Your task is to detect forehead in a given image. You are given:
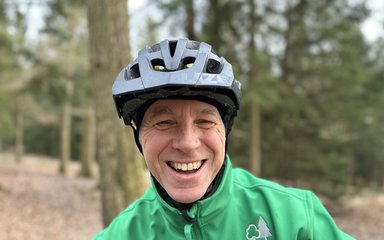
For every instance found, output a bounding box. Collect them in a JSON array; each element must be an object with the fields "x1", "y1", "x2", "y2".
[{"x1": 144, "y1": 99, "x2": 220, "y2": 117}]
